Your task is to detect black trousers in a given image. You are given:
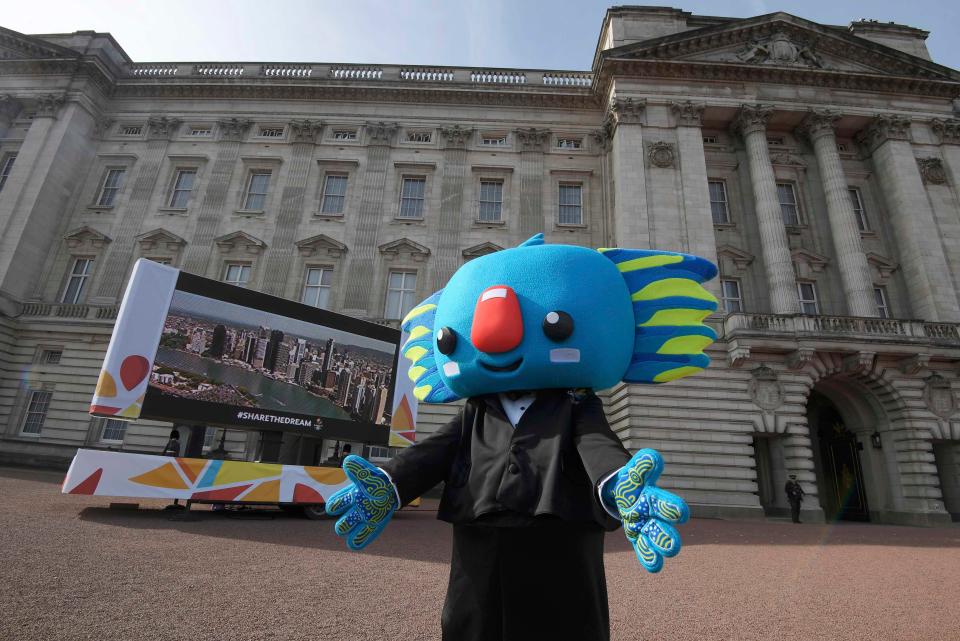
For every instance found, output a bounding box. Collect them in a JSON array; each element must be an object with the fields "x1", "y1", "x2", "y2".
[
  {"x1": 442, "y1": 520, "x2": 609, "y2": 641},
  {"x1": 790, "y1": 499, "x2": 802, "y2": 523}
]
